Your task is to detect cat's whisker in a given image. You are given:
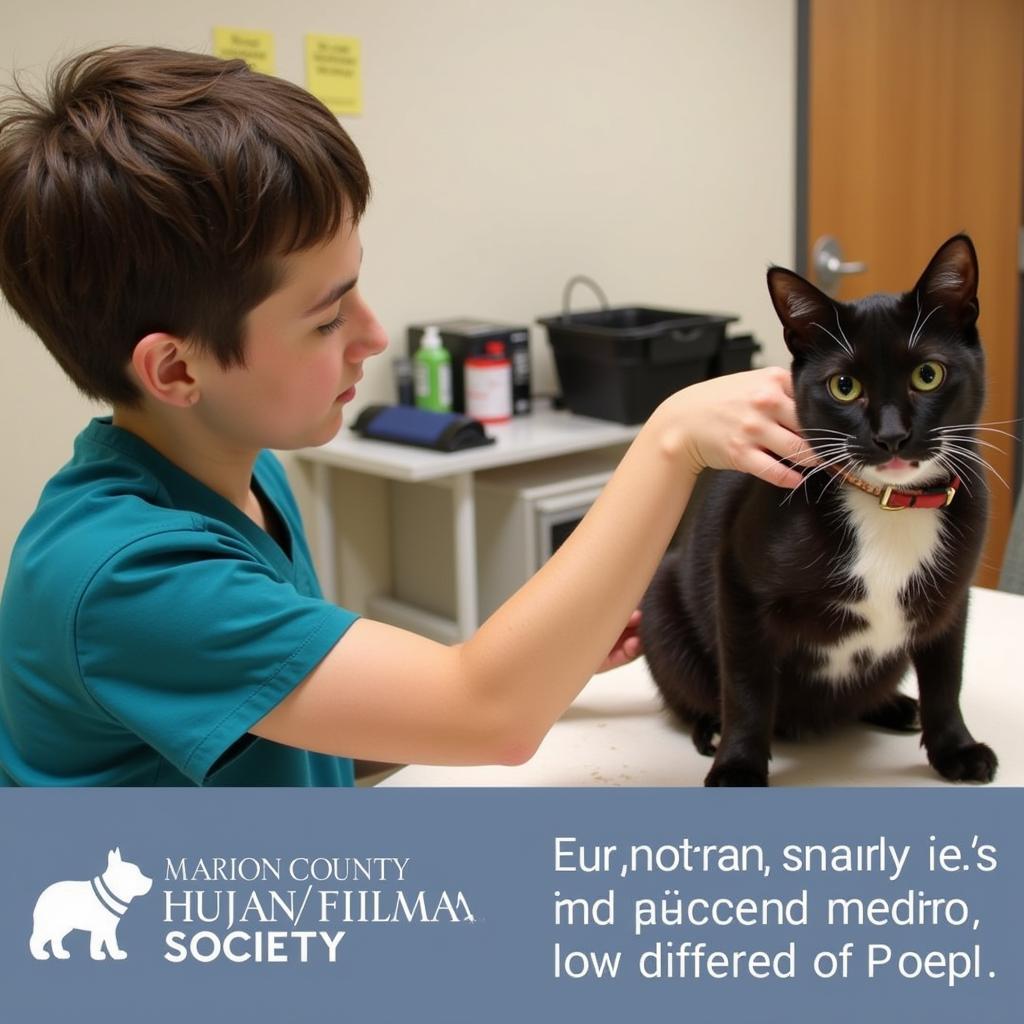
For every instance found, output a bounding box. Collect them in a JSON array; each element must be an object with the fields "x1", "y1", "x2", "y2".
[
  {"x1": 970, "y1": 428, "x2": 1022, "y2": 443},
  {"x1": 931, "y1": 424, "x2": 1021, "y2": 443},
  {"x1": 934, "y1": 418, "x2": 1023, "y2": 429},
  {"x1": 936, "y1": 443, "x2": 988, "y2": 476},
  {"x1": 832, "y1": 305, "x2": 854, "y2": 355},
  {"x1": 908, "y1": 291, "x2": 923, "y2": 350},
  {"x1": 816, "y1": 457, "x2": 860, "y2": 504},
  {"x1": 782, "y1": 452, "x2": 857, "y2": 507},
  {"x1": 798, "y1": 433, "x2": 858, "y2": 472},
  {"x1": 779, "y1": 448, "x2": 853, "y2": 507},
  {"x1": 800, "y1": 439, "x2": 854, "y2": 452},
  {"x1": 951, "y1": 464, "x2": 1004, "y2": 492},
  {"x1": 813, "y1": 474, "x2": 844, "y2": 510},
  {"x1": 786, "y1": 442, "x2": 850, "y2": 471},
  {"x1": 939, "y1": 440, "x2": 1004, "y2": 474},
  {"x1": 932, "y1": 450, "x2": 966, "y2": 486},
  {"x1": 942, "y1": 455, "x2": 986, "y2": 489},
  {"x1": 908, "y1": 303, "x2": 940, "y2": 350},
  {"x1": 930, "y1": 435, "x2": 1007, "y2": 456},
  {"x1": 800, "y1": 433, "x2": 855, "y2": 444},
  {"x1": 794, "y1": 439, "x2": 850, "y2": 455},
  {"x1": 930, "y1": 430, "x2": 1008, "y2": 444},
  {"x1": 795, "y1": 446, "x2": 849, "y2": 465},
  {"x1": 794, "y1": 447, "x2": 852, "y2": 472},
  {"x1": 938, "y1": 443, "x2": 1011, "y2": 491},
  {"x1": 810, "y1": 318, "x2": 853, "y2": 357},
  {"x1": 795, "y1": 436, "x2": 857, "y2": 466},
  {"x1": 931, "y1": 419, "x2": 1022, "y2": 435},
  {"x1": 933, "y1": 453, "x2": 974, "y2": 497},
  {"x1": 798, "y1": 440, "x2": 851, "y2": 452}
]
